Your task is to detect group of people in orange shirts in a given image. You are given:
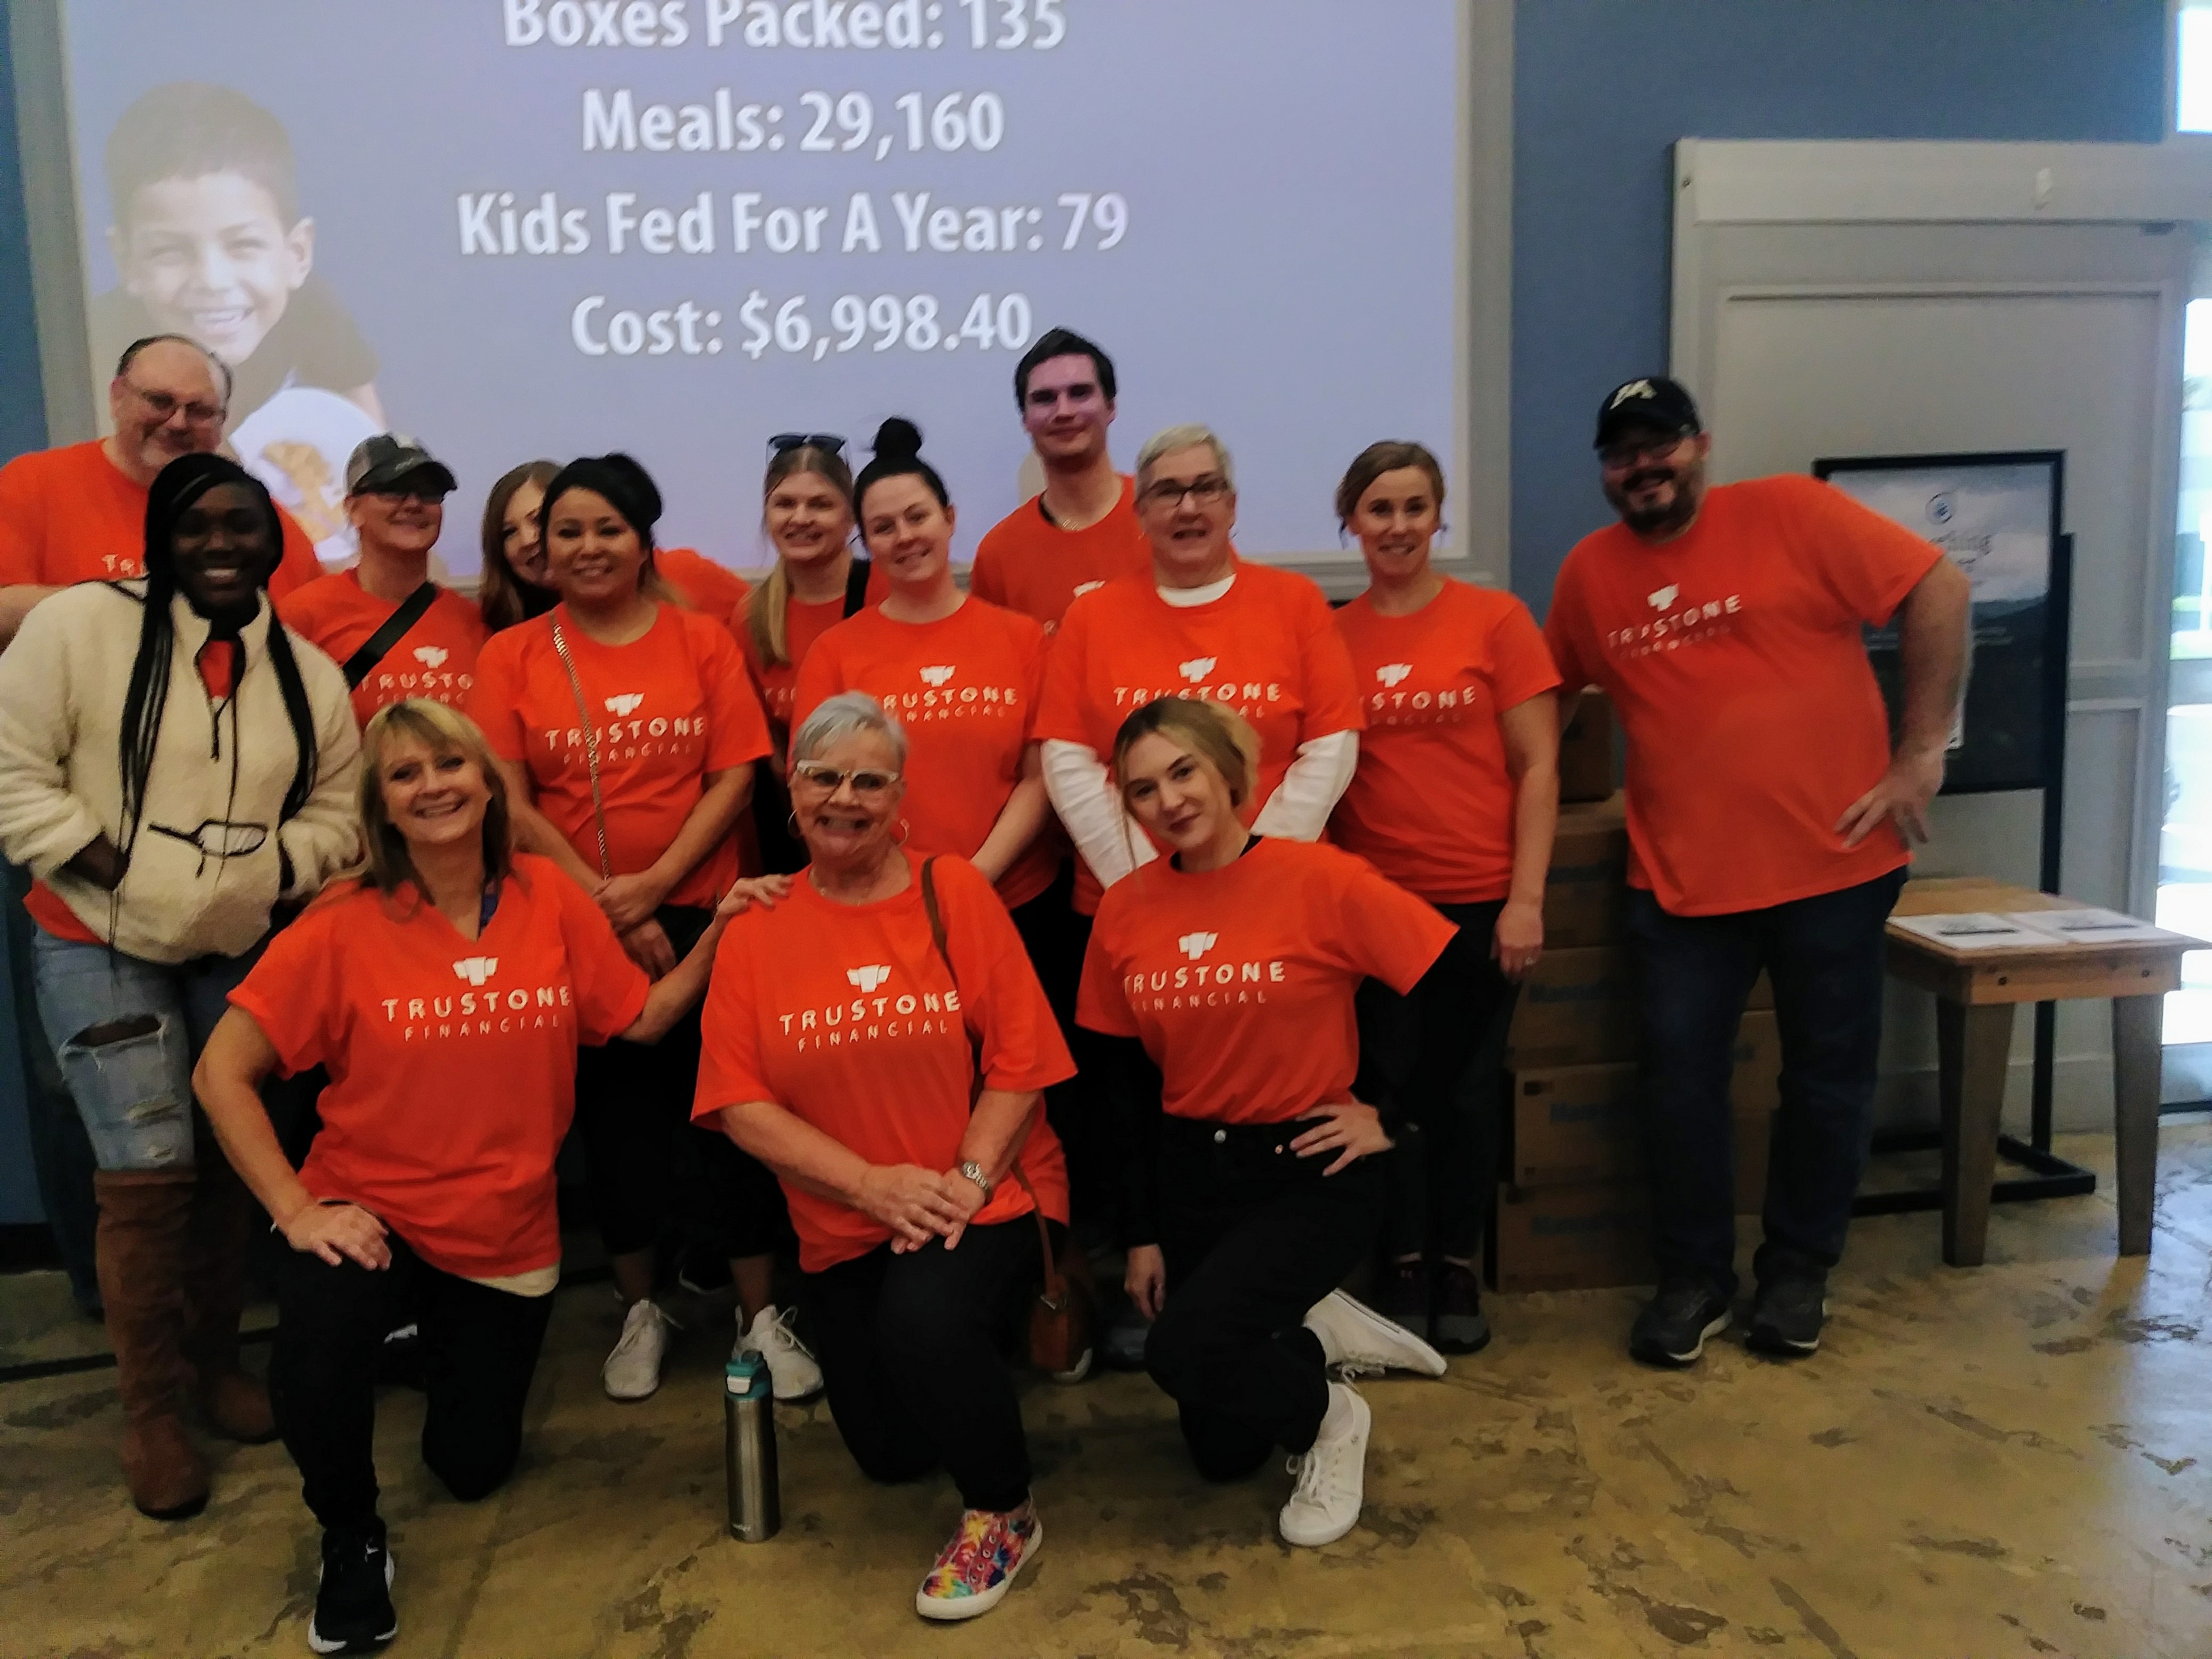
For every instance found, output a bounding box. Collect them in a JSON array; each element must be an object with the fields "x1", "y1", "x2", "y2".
[{"x1": 0, "y1": 328, "x2": 1969, "y2": 1647}]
